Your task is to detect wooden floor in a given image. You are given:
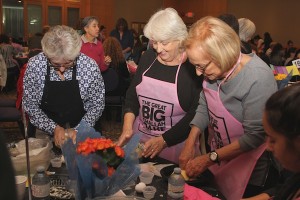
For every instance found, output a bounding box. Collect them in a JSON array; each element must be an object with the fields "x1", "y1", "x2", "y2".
[{"x1": 0, "y1": 89, "x2": 122, "y2": 144}]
